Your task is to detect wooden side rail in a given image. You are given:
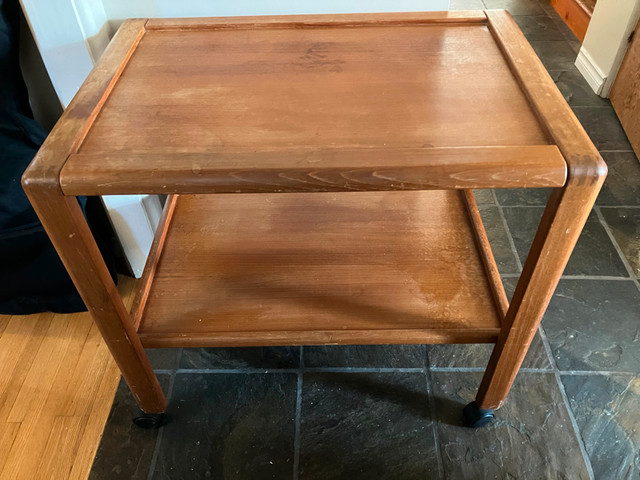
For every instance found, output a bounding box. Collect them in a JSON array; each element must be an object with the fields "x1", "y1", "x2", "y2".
[
  {"x1": 145, "y1": 11, "x2": 488, "y2": 30},
  {"x1": 130, "y1": 195, "x2": 179, "y2": 329},
  {"x1": 461, "y1": 190, "x2": 509, "y2": 320}
]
